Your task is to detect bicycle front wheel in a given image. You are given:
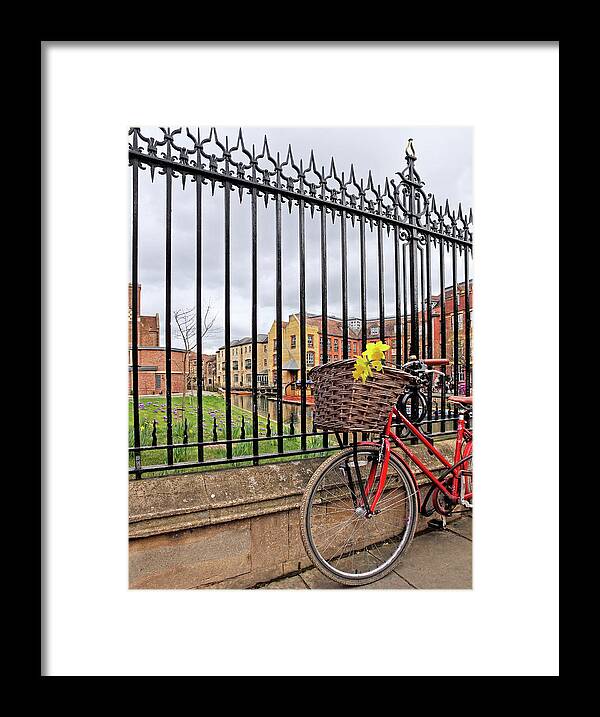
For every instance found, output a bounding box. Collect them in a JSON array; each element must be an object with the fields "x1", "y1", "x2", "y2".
[{"x1": 300, "y1": 446, "x2": 419, "y2": 586}]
